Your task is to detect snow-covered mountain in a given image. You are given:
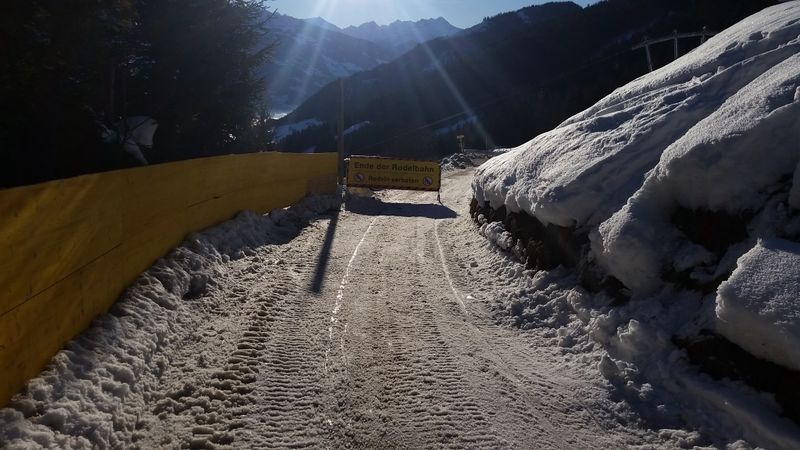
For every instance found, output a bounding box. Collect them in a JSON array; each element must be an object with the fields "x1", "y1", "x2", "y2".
[
  {"x1": 302, "y1": 16, "x2": 341, "y2": 32},
  {"x1": 340, "y1": 18, "x2": 461, "y2": 56},
  {"x1": 260, "y1": 13, "x2": 461, "y2": 114},
  {"x1": 259, "y1": 13, "x2": 389, "y2": 115},
  {"x1": 473, "y1": 3, "x2": 800, "y2": 447}
]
